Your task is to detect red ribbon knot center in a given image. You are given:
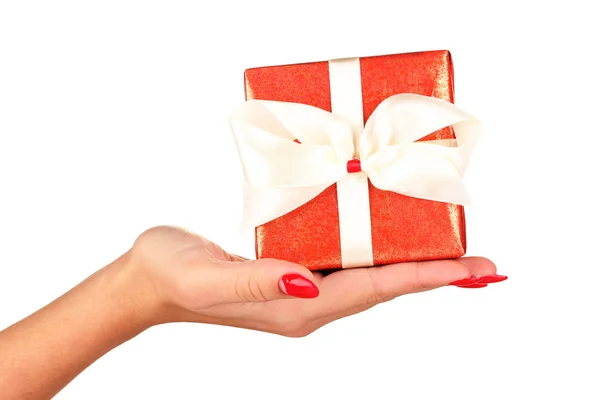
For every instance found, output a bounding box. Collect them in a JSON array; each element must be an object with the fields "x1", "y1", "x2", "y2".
[{"x1": 346, "y1": 159, "x2": 362, "y2": 173}]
